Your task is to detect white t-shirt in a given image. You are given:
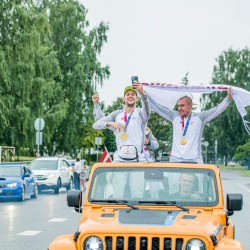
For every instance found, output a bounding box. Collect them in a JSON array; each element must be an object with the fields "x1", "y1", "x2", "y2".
[{"x1": 74, "y1": 161, "x2": 82, "y2": 174}]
